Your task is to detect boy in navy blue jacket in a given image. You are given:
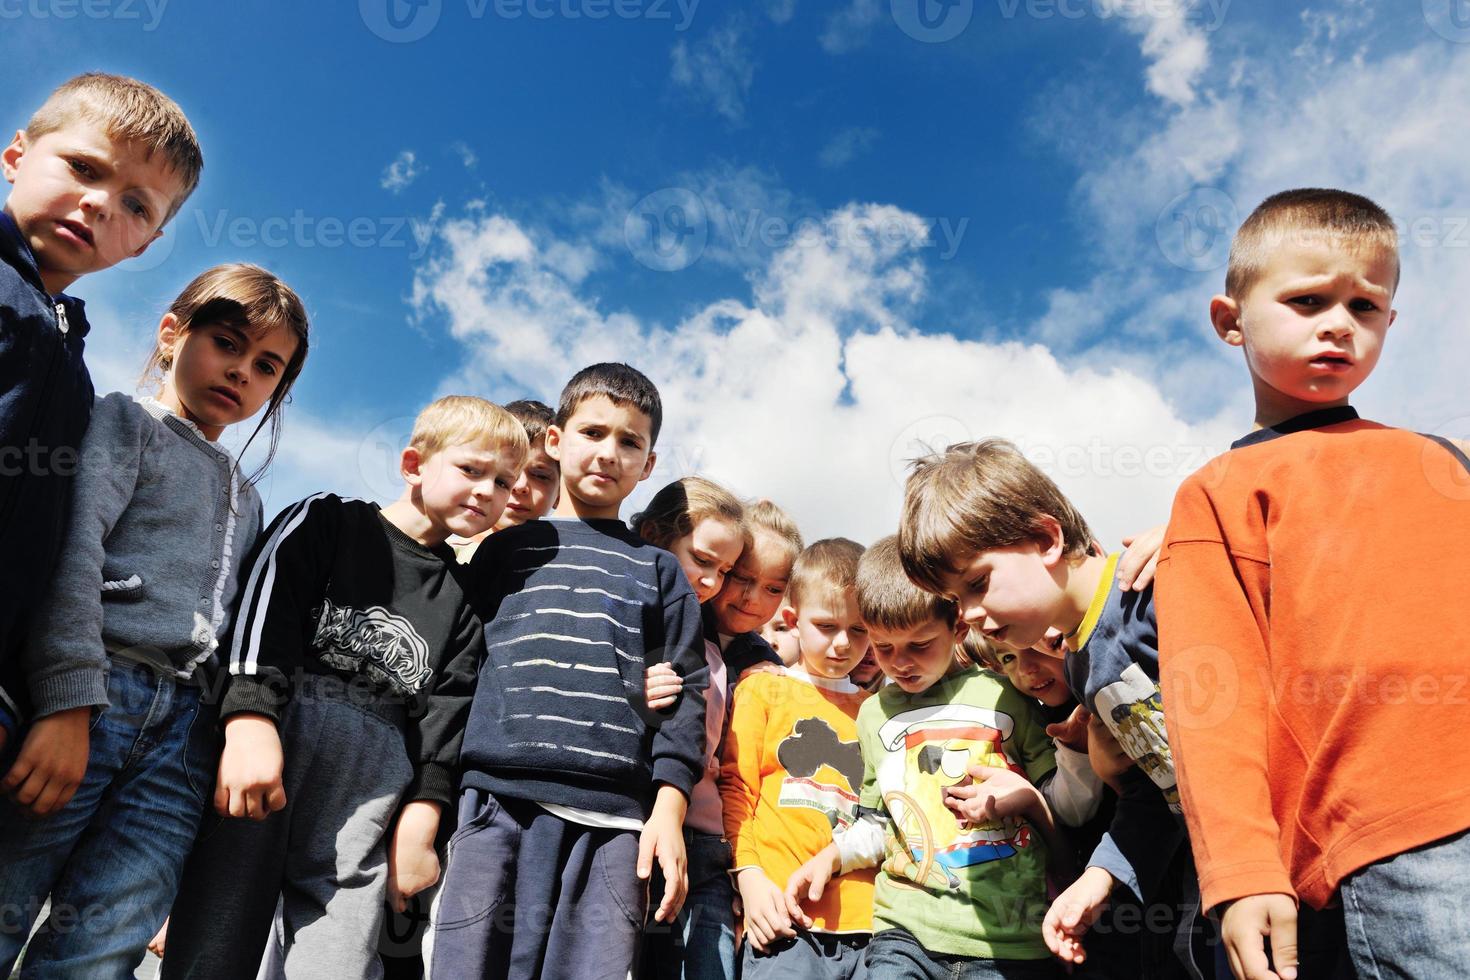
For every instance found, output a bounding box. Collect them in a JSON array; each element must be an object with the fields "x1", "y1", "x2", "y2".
[
  {"x1": 0, "y1": 73, "x2": 200, "y2": 784},
  {"x1": 430, "y1": 363, "x2": 709, "y2": 980}
]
